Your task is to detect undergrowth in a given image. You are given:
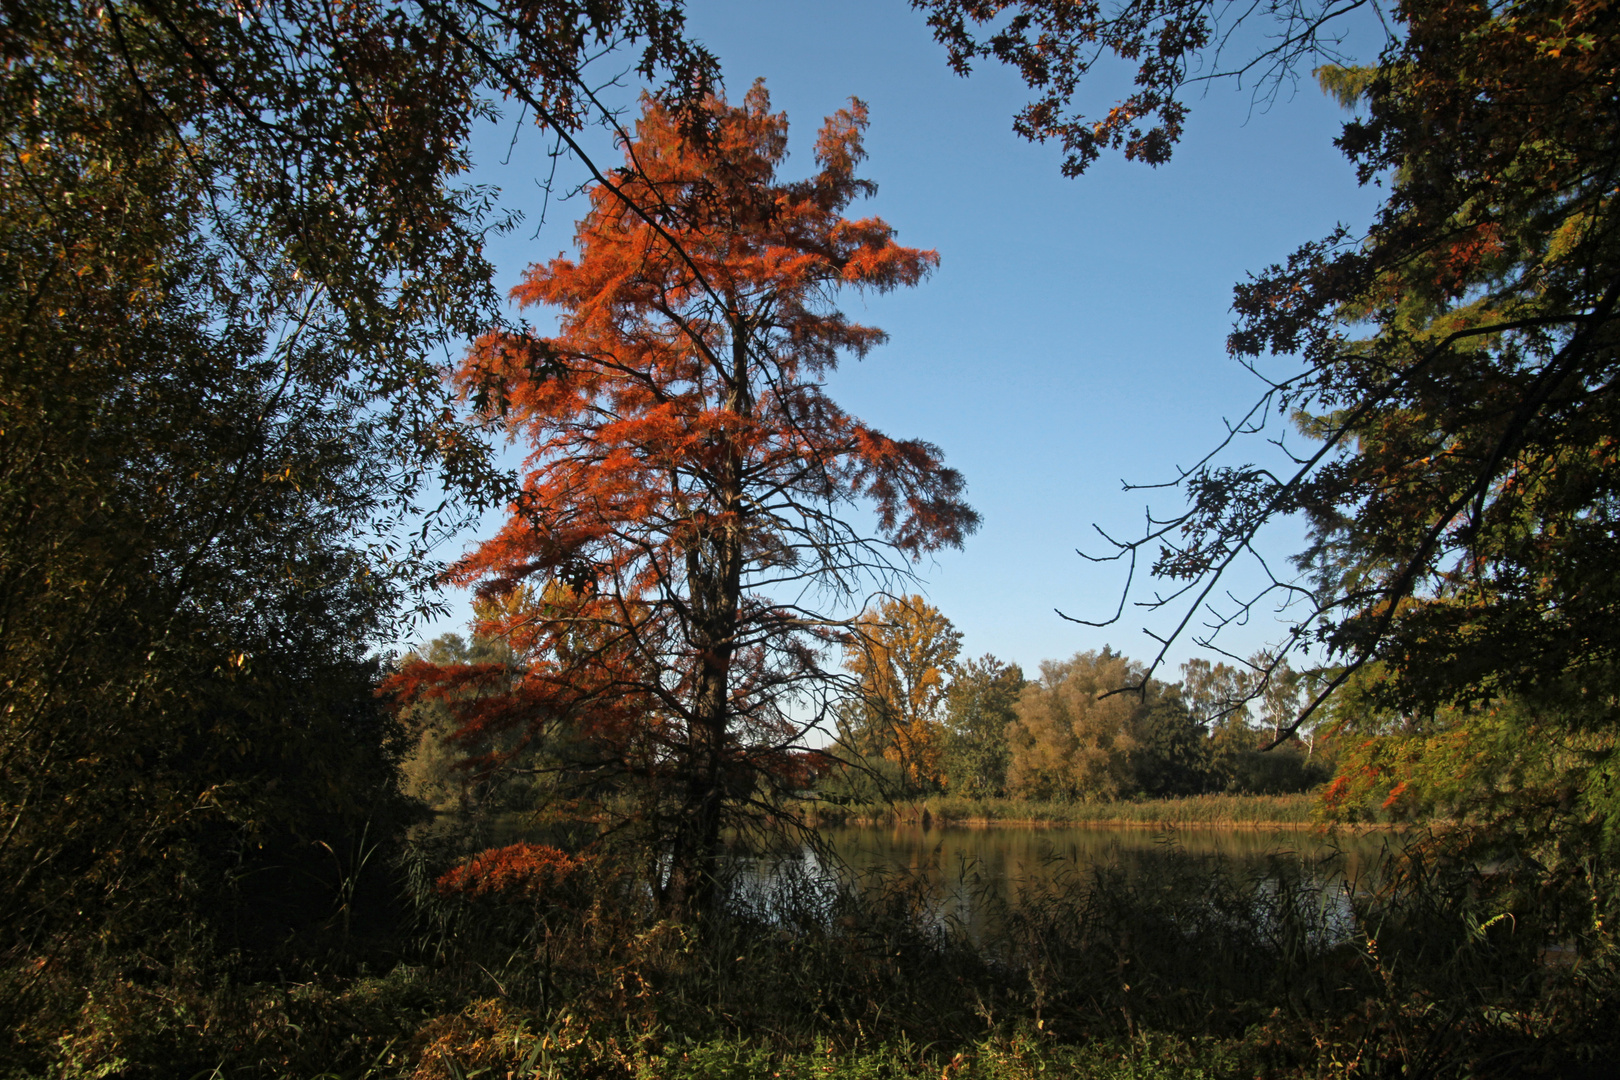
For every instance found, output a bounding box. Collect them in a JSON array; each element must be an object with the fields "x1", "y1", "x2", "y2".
[{"x1": 7, "y1": 828, "x2": 1619, "y2": 1079}]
